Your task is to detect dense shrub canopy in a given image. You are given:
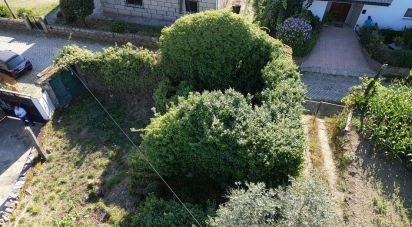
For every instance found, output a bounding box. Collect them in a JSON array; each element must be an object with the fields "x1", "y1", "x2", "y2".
[
  {"x1": 359, "y1": 27, "x2": 412, "y2": 68},
  {"x1": 60, "y1": 0, "x2": 94, "y2": 22},
  {"x1": 130, "y1": 195, "x2": 212, "y2": 227},
  {"x1": 345, "y1": 79, "x2": 412, "y2": 168},
  {"x1": 133, "y1": 88, "x2": 304, "y2": 196},
  {"x1": 159, "y1": 10, "x2": 283, "y2": 94},
  {"x1": 208, "y1": 175, "x2": 337, "y2": 227},
  {"x1": 278, "y1": 17, "x2": 312, "y2": 52},
  {"x1": 54, "y1": 43, "x2": 157, "y2": 93}
]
